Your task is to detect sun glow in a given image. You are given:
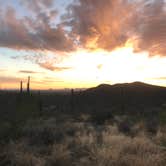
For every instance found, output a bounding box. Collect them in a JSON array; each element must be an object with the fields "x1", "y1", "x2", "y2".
[
  {"x1": 56, "y1": 45, "x2": 166, "y2": 88},
  {"x1": 1, "y1": 45, "x2": 166, "y2": 90}
]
